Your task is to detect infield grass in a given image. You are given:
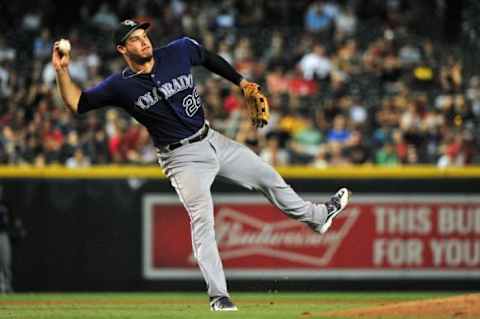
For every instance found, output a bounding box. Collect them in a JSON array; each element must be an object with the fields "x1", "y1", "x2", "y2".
[{"x1": 0, "y1": 291, "x2": 461, "y2": 319}]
